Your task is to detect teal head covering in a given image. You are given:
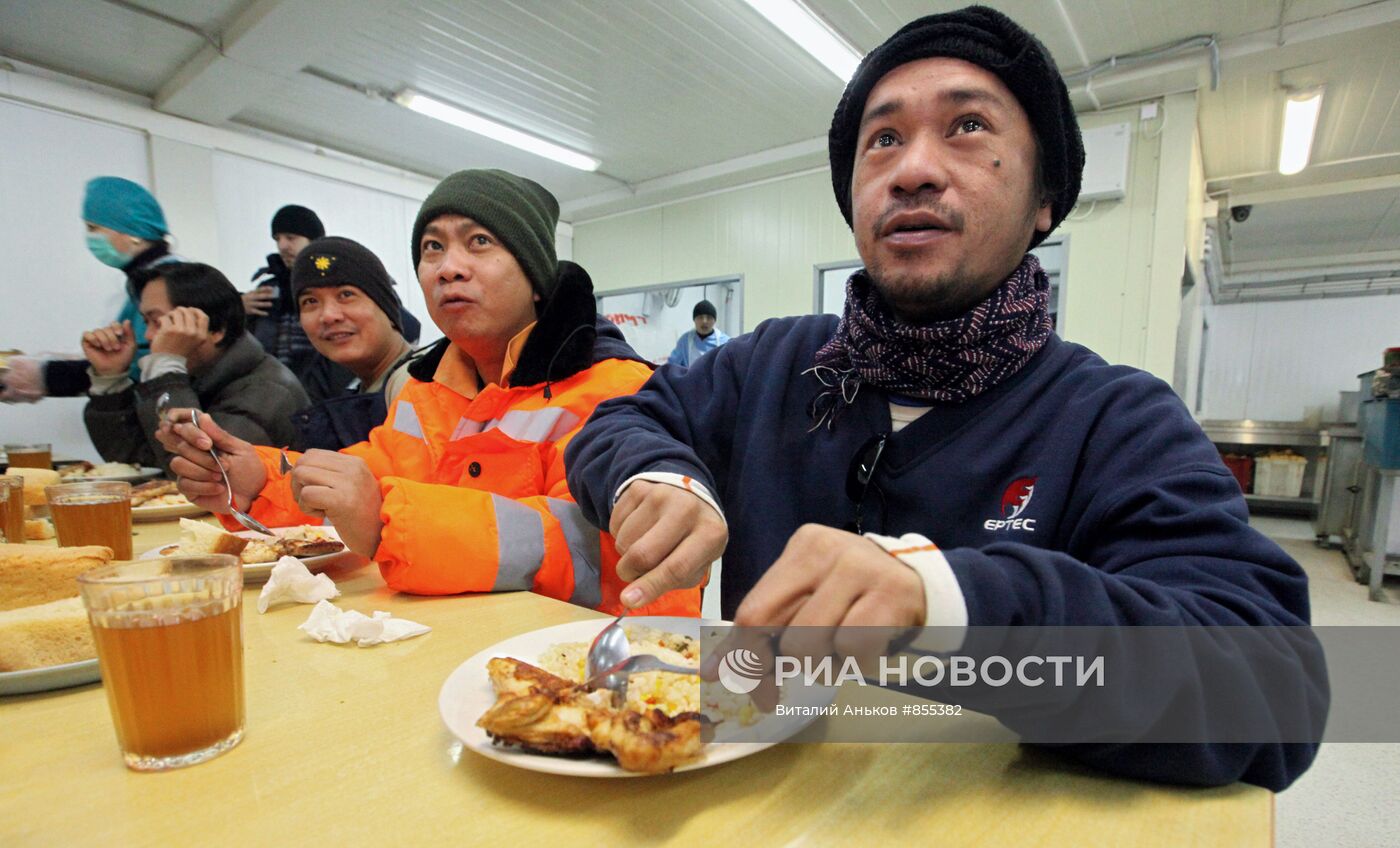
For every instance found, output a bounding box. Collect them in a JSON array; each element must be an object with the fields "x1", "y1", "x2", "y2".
[{"x1": 82, "y1": 176, "x2": 169, "y2": 240}]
